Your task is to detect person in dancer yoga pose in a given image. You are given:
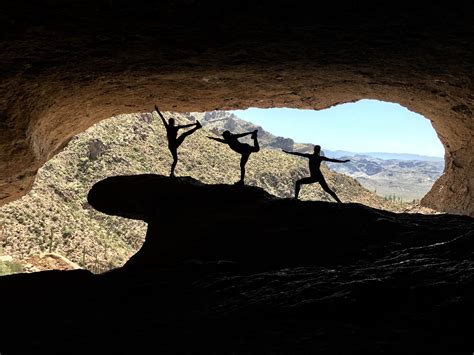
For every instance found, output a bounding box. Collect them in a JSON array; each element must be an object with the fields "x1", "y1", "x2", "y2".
[{"x1": 208, "y1": 129, "x2": 260, "y2": 185}]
